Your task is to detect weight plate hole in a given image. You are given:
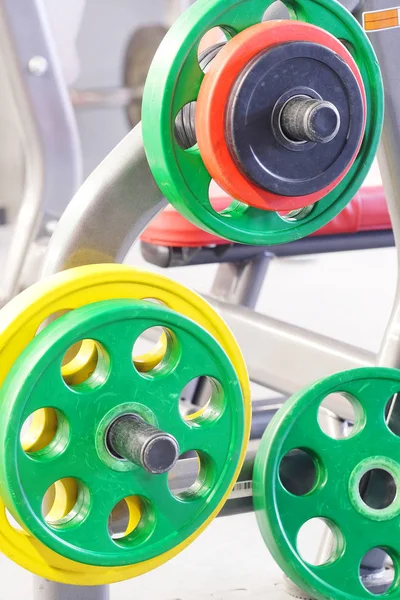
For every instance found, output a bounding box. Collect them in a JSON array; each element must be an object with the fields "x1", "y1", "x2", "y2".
[
  {"x1": 360, "y1": 548, "x2": 396, "y2": 595},
  {"x1": 168, "y1": 451, "x2": 211, "y2": 500},
  {"x1": 42, "y1": 478, "x2": 90, "y2": 529},
  {"x1": 208, "y1": 180, "x2": 248, "y2": 218},
  {"x1": 135, "y1": 299, "x2": 169, "y2": 373},
  {"x1": 110, "y1": 496, "x2": 154, "y2": 548},
  {"x1": 278, "y1": 204, "x2": 315, "y2": 222},
  {"x1": 132, "y1": 327, "x2": 177, "y2": 377},
  {"x1": 385, "y1": 393, "x2": 400, "y2": 436},
  {"x1": 108, "y1": 496, "x2": 143, "y2": 540},
  {"x1": 318, "y1": 392, "x2": 363, "y2": 439},
  {"x1": 279, "y1": 448, "x2": 320, "y2": 496},
  {"x1": 340, "y1": 39, "x2": 356, "y2": 58},
  {"x1": 297, "y1": 518, "x2": 344, "y2": 566},
  {"x1": 62, "y1": 340, "x2": 109, "y2": 391},
  {"x1": 262, "y1": 1, "x2": 291, "y2": 21},
  {"x1": 197, "y1": 27, "x2": 231, "y2": 71},
  {"x1": 359, "y1": 469, "x2": 397, "y2": 511},
  {"x1": 5, "y1": 509, "x2": 25, "y2": 532},
  {"x1": 35, "y1": 309, "x2": 71, "y2": 334},
  {"x1": 21, "y1": 408, "x2": 69, "y2": 457},
  {"x1": 180, "y1": 376, "x2": 224, "y2": 423},
  {"x1": 140, "y1": 298, "x2": 168, "y2": 307}
]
